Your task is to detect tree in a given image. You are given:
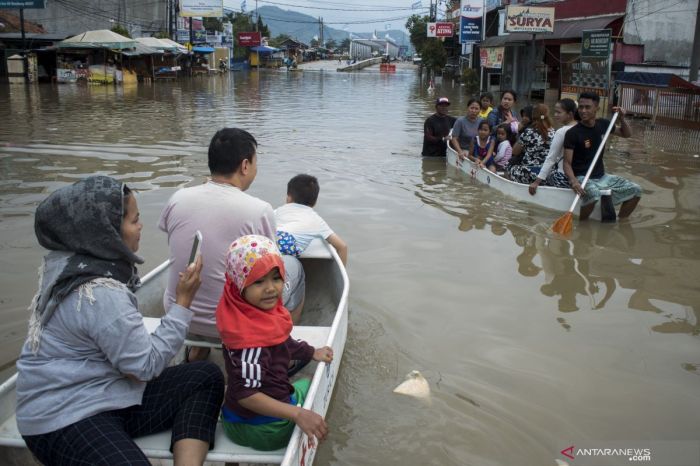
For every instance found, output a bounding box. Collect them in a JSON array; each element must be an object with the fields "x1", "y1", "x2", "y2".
[
  {"x1": 310, "y1": 38, "x2": 319, "y2": 47},
  {"x1": 153, "y1": 31, "x2": 169, "y2": 39},
  {"x1": 405, "y1": 14, "x2": 428, "y2": 55},
  {"x1": 110, "y1": 24, "x2": 131, "y2": 38},
  {"x1": 203, "y1": 17, "x2": 223, "y2": 32},
  {"x1": 421, "y1": 38, "x2": 447, "y2": 72},
  {"x1": 340, "y1": 37, "x2": 351, "y2": 51},
  {"x1": 256, "y1": 16, "x2": 270, "y2": 38},
  {"x1": 269, "y1": 33, "x2": 292, "y2": 48},
  {"x1": 325, "y1": 38, "x2": 337, "y2": 50}
]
